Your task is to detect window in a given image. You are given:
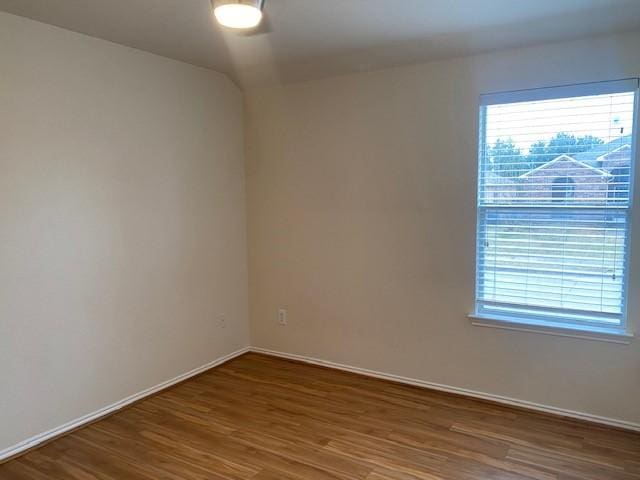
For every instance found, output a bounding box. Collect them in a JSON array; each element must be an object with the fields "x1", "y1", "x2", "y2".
[{"x1": 475, "y1": 79, "x2": 638, "y2": 334}]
